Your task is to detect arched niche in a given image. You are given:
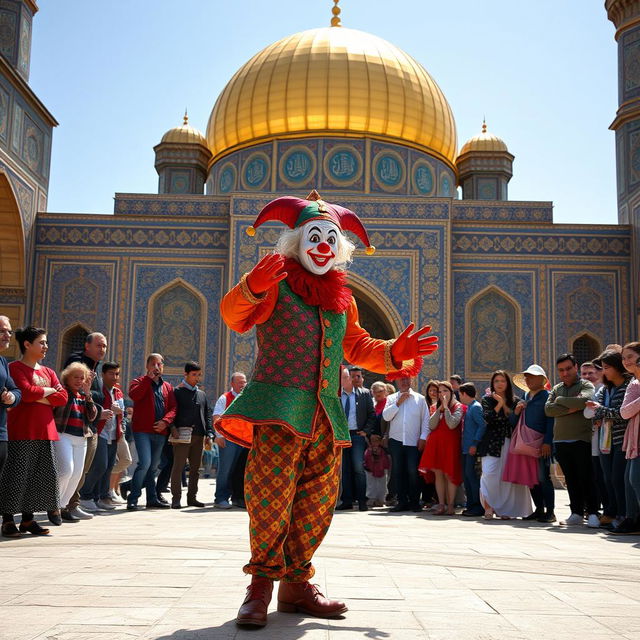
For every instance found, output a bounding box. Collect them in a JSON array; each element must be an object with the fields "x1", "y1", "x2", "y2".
[
  {"x1": 0, "y1": 171, "x2": 25, "y2": 290},
  {"x1": 465, "y1": 285, "x2": 522, "y2": 379},
  {"x1": 145, "y1": 278, "x2": 207, "y2": 374},
  {"x1": 570, "y1": 331, "x2": 602, "y2": 366},
  {"x1": 347, "y1": 272, "x2": 403, "y2": 339},
  {"x1": 58, "y1": 322, "x2": 91, "y2": 370}
]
